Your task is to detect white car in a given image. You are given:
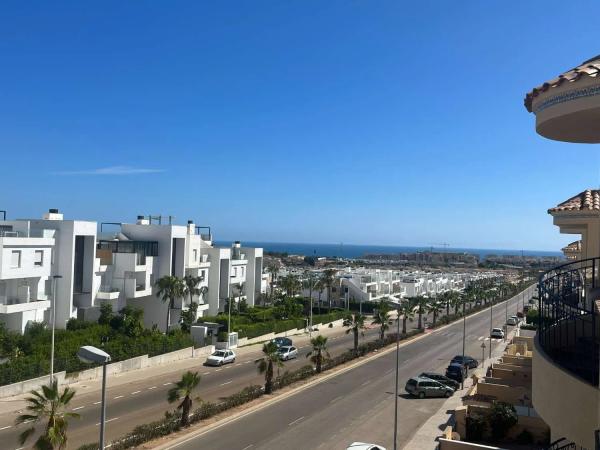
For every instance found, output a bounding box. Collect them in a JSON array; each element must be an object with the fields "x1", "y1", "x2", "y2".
[
  {"x1": 205, "y1": 349, "x2": 236, "y2": 366},
  {"x1": 507, "y1": 317, "x2": 518, "y2": 326},
  {"x1": 277, "y1": 345, "x2": 298, "y2": 361},
  {"x1": 346, "y1": 443, "x2": 386, "y2": 450},
  {"x1": 491, "y1": 327, "x2": 504, "y2": 339}
]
